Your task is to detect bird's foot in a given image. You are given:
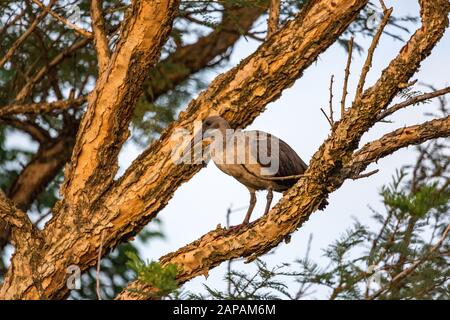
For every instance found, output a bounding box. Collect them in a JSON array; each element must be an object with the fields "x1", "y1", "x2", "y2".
[{"x1": 225, "y1": 221, "x2": 252, "y2": 233}]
